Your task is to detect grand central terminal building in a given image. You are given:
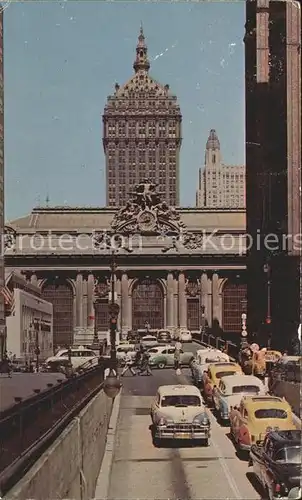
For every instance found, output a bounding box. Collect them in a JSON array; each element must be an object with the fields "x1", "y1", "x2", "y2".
[{"x1": 5, "y1": 181, "x2": 247, "y2": 348}]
